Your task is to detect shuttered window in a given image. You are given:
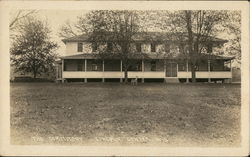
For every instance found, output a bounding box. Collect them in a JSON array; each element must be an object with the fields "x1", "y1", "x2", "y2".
[
  {"x1": 151, "y1": 43, "x2": 156, "y2": 52},
  {"x1": 77, "y1": 42, "x2": 83, "y2": 52}
]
